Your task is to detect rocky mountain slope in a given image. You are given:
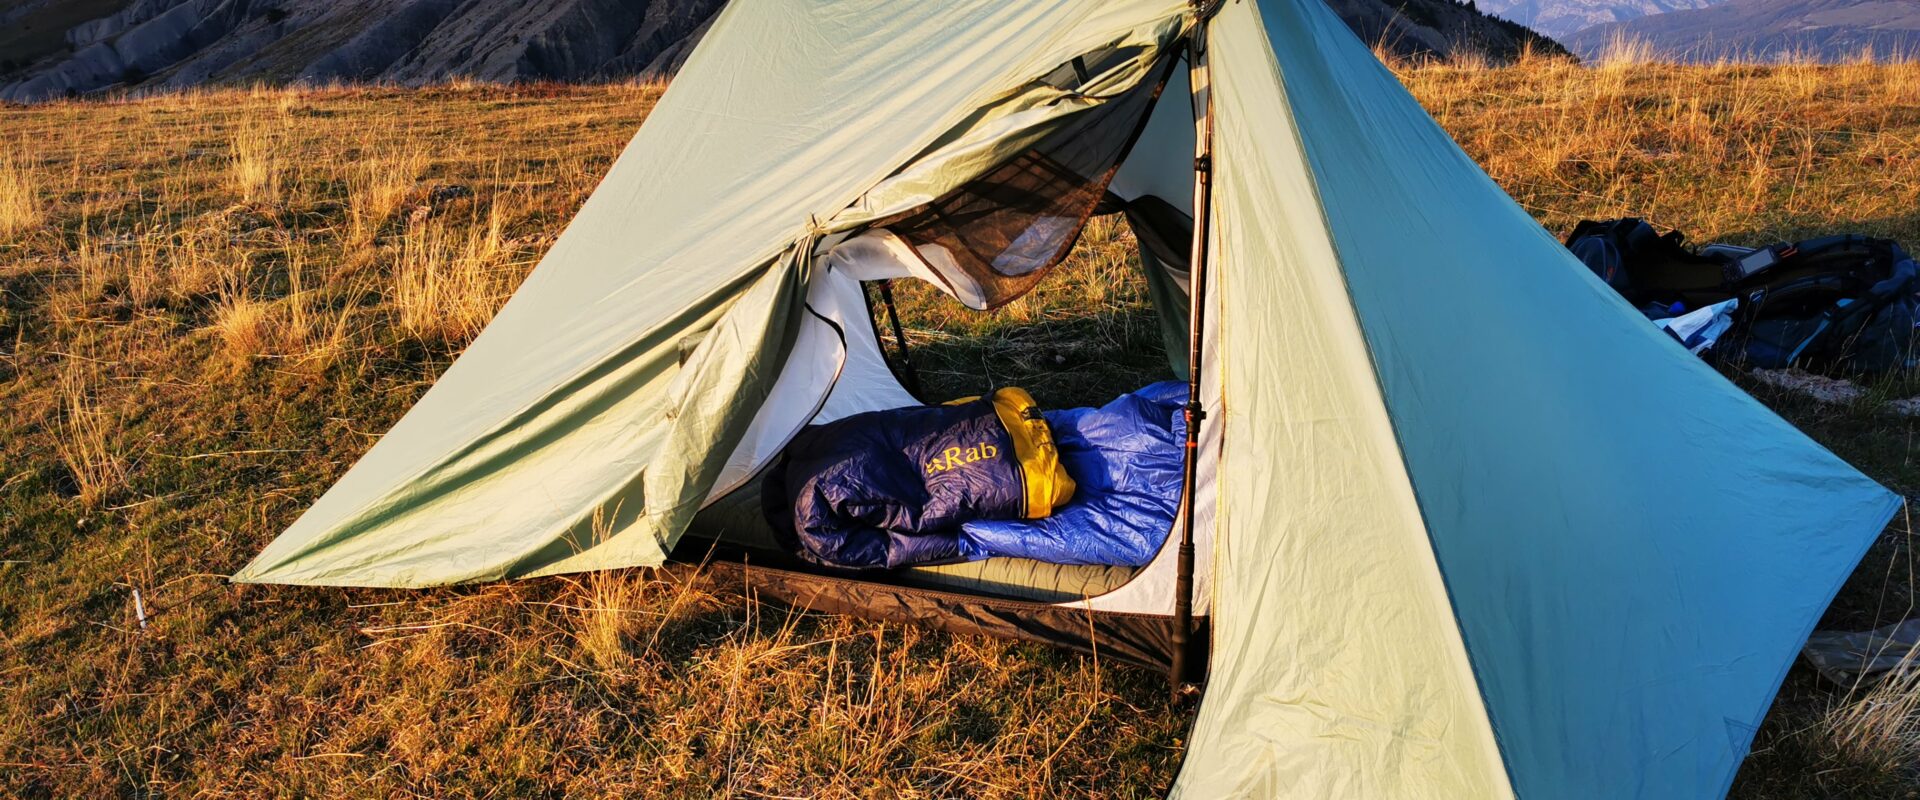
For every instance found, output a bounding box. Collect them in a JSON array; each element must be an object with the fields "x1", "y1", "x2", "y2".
[
  {"x1": 1476, "y1": 0, "x2": 1725, "y2": 38},
  {"x1": 1332, "y1": 0, "x2": 1568, "y2": 58},
  {"x1": 0, "y1": 0, "x2": 1563, "y2": 103},
  {"x1": 1565, "y1": 0, "x2": 1920, "y2": 61},
  {"x1": 0, "y1": 0, "x2": 725, "y2": 102}
]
